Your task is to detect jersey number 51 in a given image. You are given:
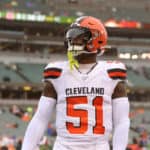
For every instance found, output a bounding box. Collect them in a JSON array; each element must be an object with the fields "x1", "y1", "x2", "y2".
[{"x1": 66, "y1": 96, "x2": 105, "y2": 134}]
